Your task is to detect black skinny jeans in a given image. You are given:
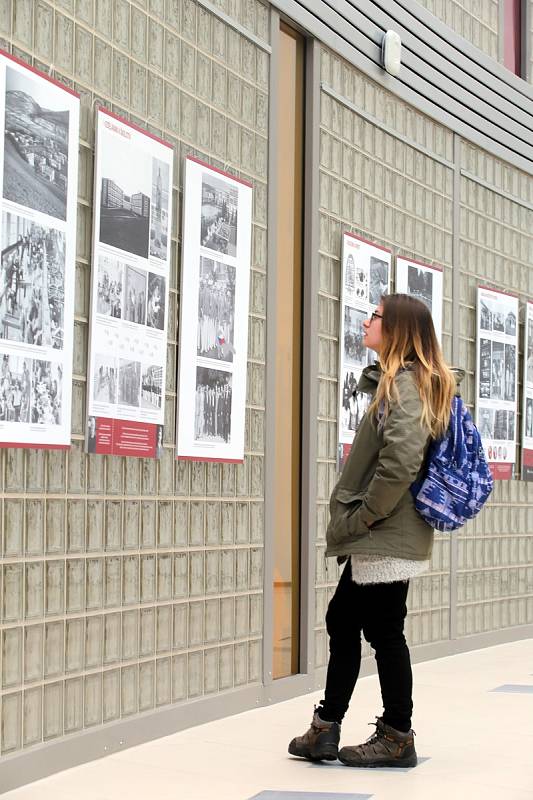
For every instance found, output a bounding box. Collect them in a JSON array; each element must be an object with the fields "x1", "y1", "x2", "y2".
[{"x1": 319, "y1": 560, "x2": 413, "y2": 733}]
